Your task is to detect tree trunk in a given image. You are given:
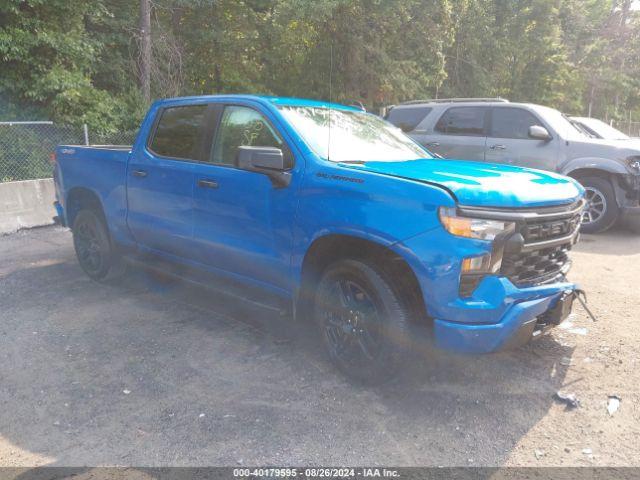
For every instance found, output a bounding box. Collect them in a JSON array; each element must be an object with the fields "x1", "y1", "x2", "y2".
[{"x1": 140, "y1": 0, "x2": 151, "y2": 104}]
